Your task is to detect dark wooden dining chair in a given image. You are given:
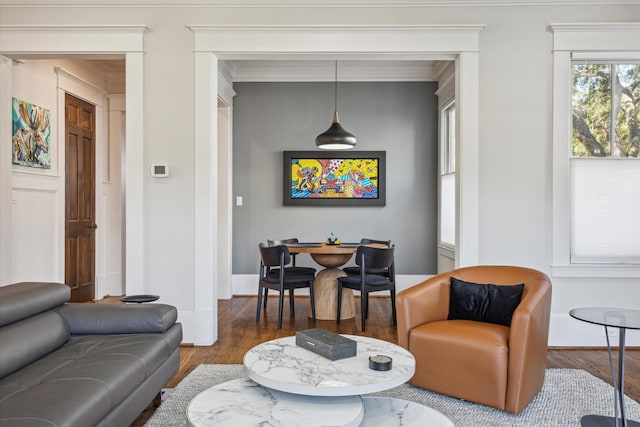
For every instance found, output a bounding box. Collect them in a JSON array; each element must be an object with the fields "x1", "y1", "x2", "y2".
[
  {"x1": 343, "y1": 238, "x2": 392, "y2": 277},
  {"x1": 267, "y1": 238, "x2": 316, "y2": 275},
  {"x1": 257, "y1": 243, "x2": 317, "y2": 329},
  {"x1": 337, "y1": 245, "x2": 396, "y2": 331}
]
